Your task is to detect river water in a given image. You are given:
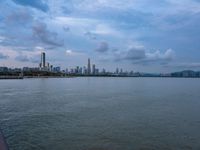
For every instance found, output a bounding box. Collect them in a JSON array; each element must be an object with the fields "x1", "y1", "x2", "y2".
[{"x1": 0, "y1": 77, "x2": 200, "y2": 150}]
